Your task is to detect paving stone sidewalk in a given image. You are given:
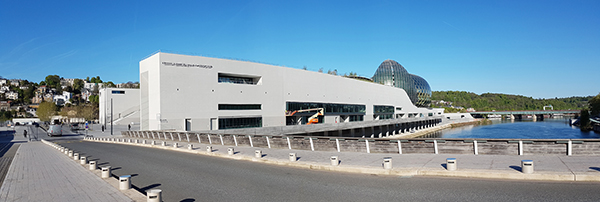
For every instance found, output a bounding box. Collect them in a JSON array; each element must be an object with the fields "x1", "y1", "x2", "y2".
[{"x1": 0, "y1": 142, "x2": 132, "y2": 202}]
